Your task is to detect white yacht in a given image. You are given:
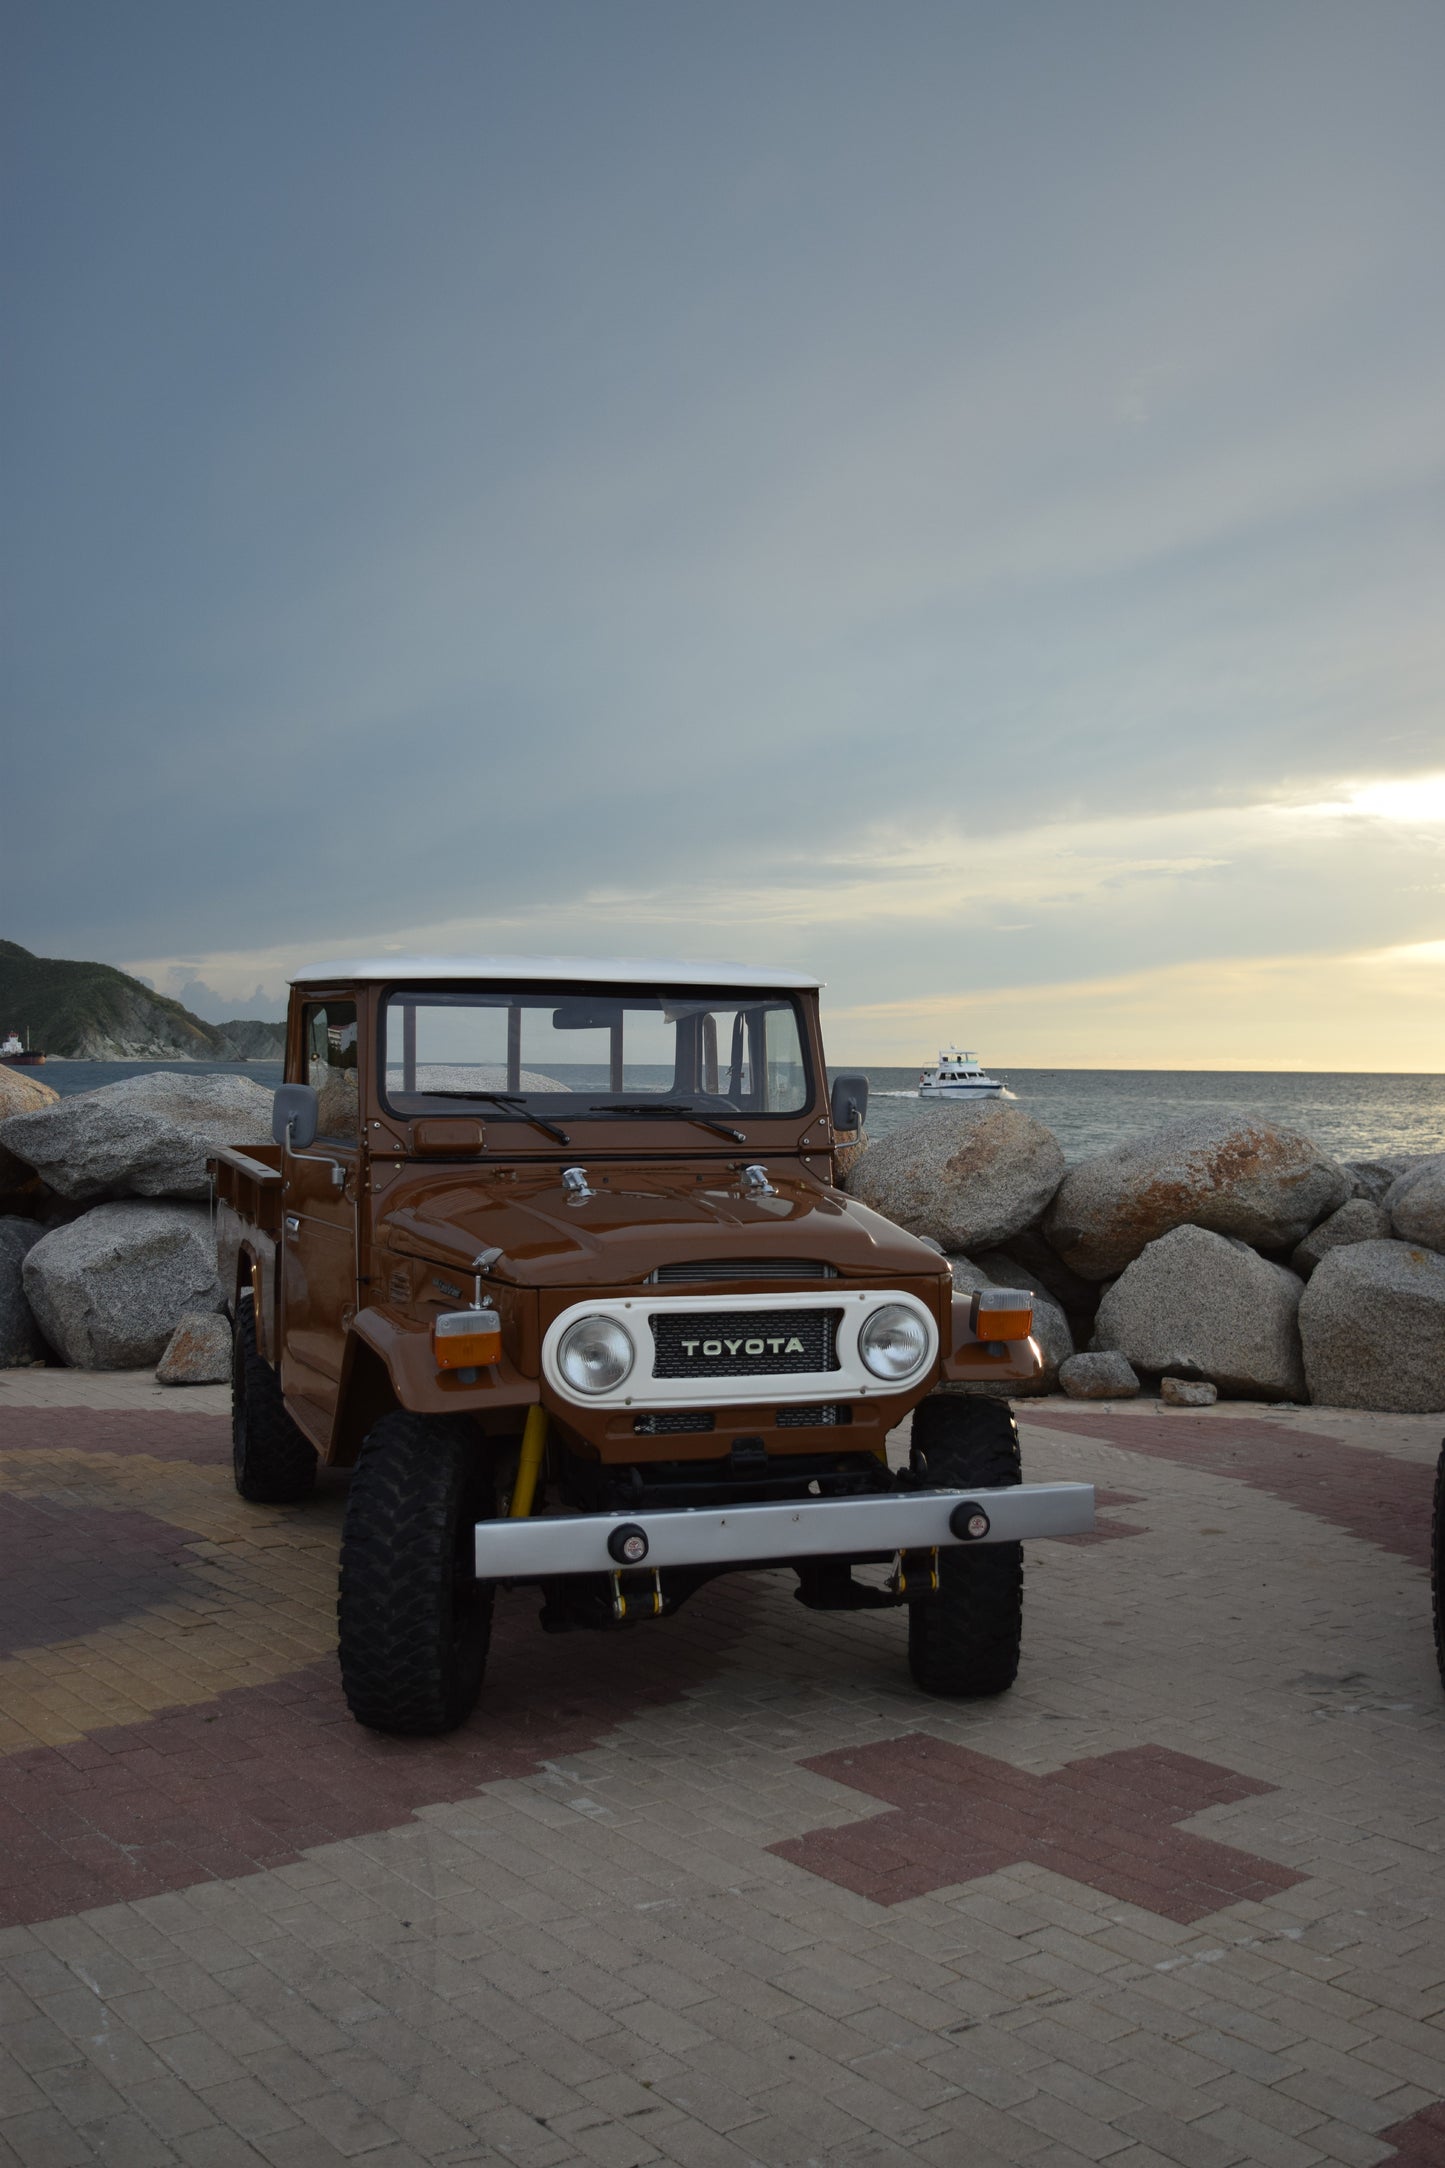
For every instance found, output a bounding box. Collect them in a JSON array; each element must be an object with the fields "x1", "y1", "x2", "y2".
[{"x1": 918, "y1": 1046, "x2": 1003, "y2": 1098}]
